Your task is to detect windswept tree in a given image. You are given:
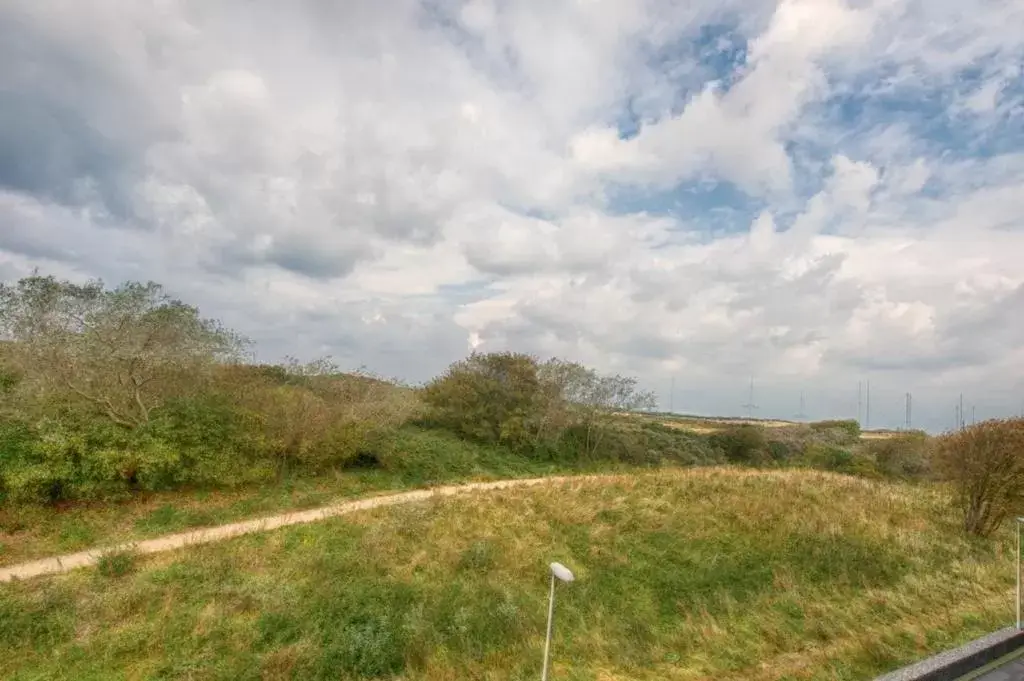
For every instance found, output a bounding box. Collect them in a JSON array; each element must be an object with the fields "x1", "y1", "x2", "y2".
[
  {"x1": 0, "y1": 274, "x2": 247, "y2": 428},
  {"x1": 422, "y1": 352, "x2": 657, "y2": 456},
  {"x1": 934, "y1": 418, "x2": 1024, "y2": 537},
  {"x1": 540, "y1": 358, "x2": 657, "y2": 456}
]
